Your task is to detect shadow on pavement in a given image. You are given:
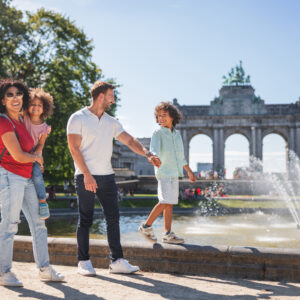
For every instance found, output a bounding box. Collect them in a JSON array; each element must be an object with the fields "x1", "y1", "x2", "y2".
[
  {"x1": 179, "y1": 274, "x2": 300, "y2": 299},
  {"x1": 95, "y1": 273, "x2": 257, "y2": 300},
  {"x1": 7, "y1": 281, "x2": 104, "y2": 300}
]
